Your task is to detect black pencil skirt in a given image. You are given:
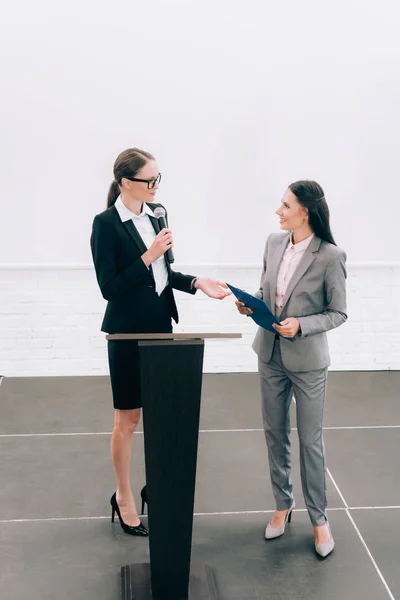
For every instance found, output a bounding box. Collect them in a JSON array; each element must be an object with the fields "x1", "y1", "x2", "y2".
[{"x1": 107, "y1": 288, "x2": 173, "y2": 410}]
